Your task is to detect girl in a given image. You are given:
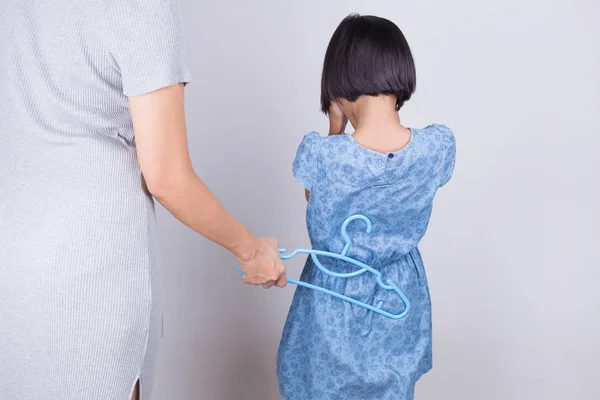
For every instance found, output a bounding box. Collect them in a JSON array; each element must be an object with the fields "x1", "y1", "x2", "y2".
[{"x1": 277, "y1": 14, "x2": 456, "y2": 400}]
